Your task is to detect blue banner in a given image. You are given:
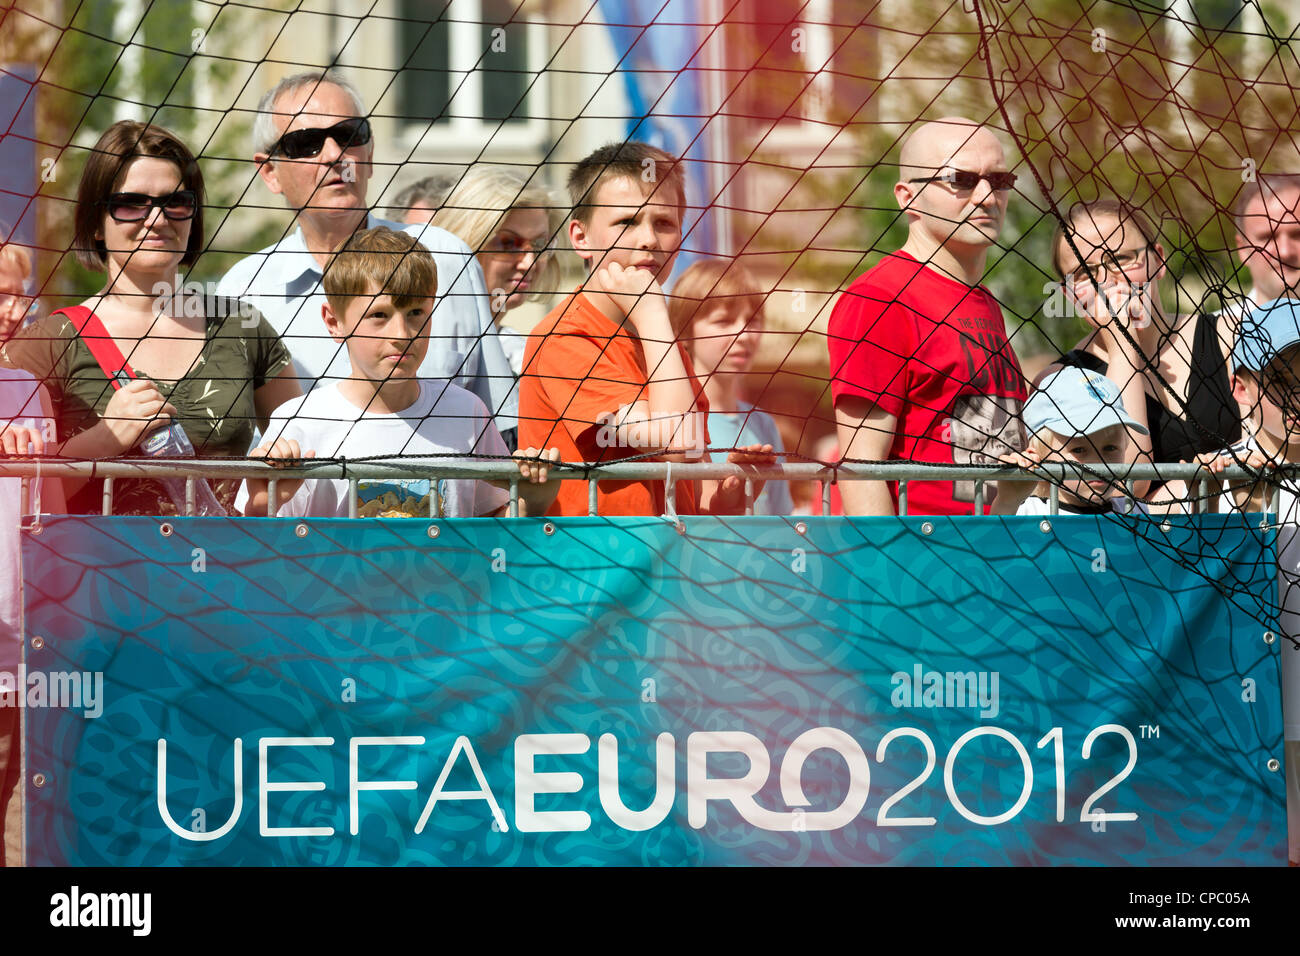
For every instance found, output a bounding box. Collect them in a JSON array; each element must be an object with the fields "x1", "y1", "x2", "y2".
[
  {"x1": 18, "y1": 514, "x2": 1287, "y2": 865},
  {"x1": 0, "y1": 64, "x2": 38, "y2": 249},
  {"x1": 598, "y1": 0, "x2": 720, "y2": 267}
]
